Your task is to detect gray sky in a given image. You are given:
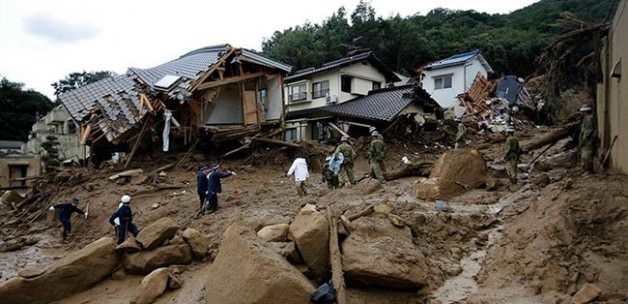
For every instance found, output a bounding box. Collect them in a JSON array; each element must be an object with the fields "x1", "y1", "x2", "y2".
[{"x1": 0, "y1": 0, "x2": 539, "y2": 98}]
